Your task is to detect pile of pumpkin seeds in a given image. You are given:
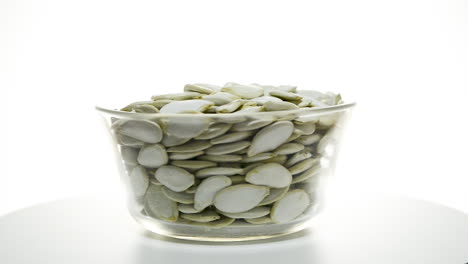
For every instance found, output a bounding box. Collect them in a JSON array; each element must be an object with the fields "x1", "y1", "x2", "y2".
[{"x1": 113, "y1": 83, "x2": 344, "y2": 228}]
